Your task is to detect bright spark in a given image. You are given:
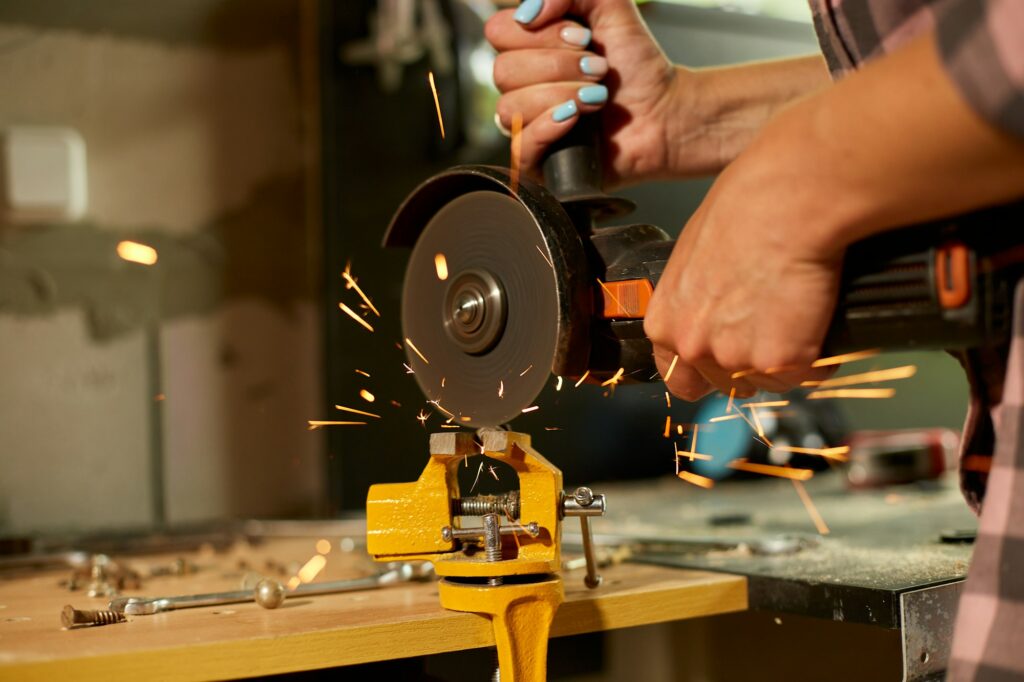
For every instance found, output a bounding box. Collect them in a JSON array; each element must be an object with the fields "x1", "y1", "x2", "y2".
[
  {"x1": 335, "y1": 404, "x2": 380, "y2": 419},
  {"x1": 728, "y1": 460, "x2": 813, "y2": 480},
  {"x1": 535, "y1": 244, "x2": 554, "y2": 269},
  {"x1": 470, "y1": 461, "x2": 484, "y2": 492},
  {"x1": 810, "y1": 365, "x2": 917, "y2": 388},
  {"x1": 807, "y1": 388, "x2": 896, "y2": 400},
  {"x1": 731, "y1": 368, "x2": 756, "y2": 379},
  {"x1": 733, "y1": 408, "x2": 773, "y2": 446},
  {"x1": 663, "y1": 415, "x2": 671, "y2": 438},
  {"x1": 355, "y1": 369, "x2": 370, "y2": 377},
  {"x1": 726, "y1": 387, "x2": 736, "y2": 412},
  {"x1": 117, "y1": 240, "x2": 158, "y2": 265},
  {"x1": 307, "y1": 420, "x2": 366, "y2": 429},
  {"x1": 556, "y1": 376, "x2": 563, "y2": 391},
  {"x1": 487, "y1": 465, "x2": 499, "y2": 481},
  {"x1": 520, "y1": 365, "x2": 533, "y2": 377},
  {"x1": 441, "y1": 377, "x2": 446, "y2": 388},
  {"x1": 359, "y1": 389, "x2": 375, "y2": 403},
  {"x1": 771, "y1": 445, "x2": 850, "y2": 462},
  {"x1": 574, "y1": 370, "x2": 590, "y2": 388},
  {"x1": 403, "y1": 363, "x2": 415, "y2": 374},
  {"x1": 341, "y1": 264, "x2": 381, "y2": 317},
  {"x1": 405, "y1": 337, "x2": 430, "y2": 365},
  {"x1": 665, "y1": 391, "x2": 671, "y2": 408},
  {"x1": 339, "y1": 302, "x2": 374, "y2": 332},
  {"x1": 709, "y1": 414, "x2": 743, "y2": 423},
  {"x1": 522, "y1": 405, "x2": 539, "y2": 413},
  {"x1": 811, "y1": 348, "x2": 881, "y2": 368},
  {"x1": 750, "y1": 409, "x2": 765, "y2": 438},
  {"x1": 510, "y1": 111, "x2": 523, "y2": 193},
  {"x1": 416, "y1": 410, "x2": 429, "y2": 427},
  {"x1": 597, "y1": 279, "x2": 625, "y2": 312},
  {"x1": 429, "y1": 399, "x2": 455, "y2": 419},
  {"x1": 678, "y1": 471, "x2": 714, "y2": 489},
  {"x1": 676, "y1": 424, "x2": 684, "y2": 436},
  {"x1": 664, "y1": 355, "x2": 679, "y2": 382},
  {"x1": 744, "y1": 400, "x2": 790, "y2": 408},
  {"x1": 428, "y1": 71, "x2": 445, "y2": 139},
  {"x1": 792, "y1": 479, "x2": 830, "y2": 534},
  {"x1": 297, "y1": 554, "x2": 327, "y2": 583},
  {"x1": 498, "y1": 380, "x2": 504, "y2": 399},
  {"x1": 434, "y1": 253, "x2": 449, "y2": 281},
  {"x1": 601, "y1": 367, "x2": 625, "y2": 387}
]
